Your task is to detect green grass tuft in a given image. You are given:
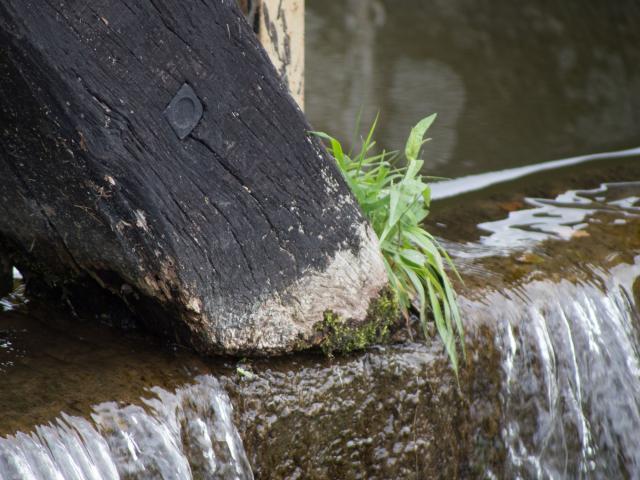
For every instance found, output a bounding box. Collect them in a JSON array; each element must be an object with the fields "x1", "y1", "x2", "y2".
[{"x1": 313, "y1": 114, "x2": 465, "y2": 375}]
